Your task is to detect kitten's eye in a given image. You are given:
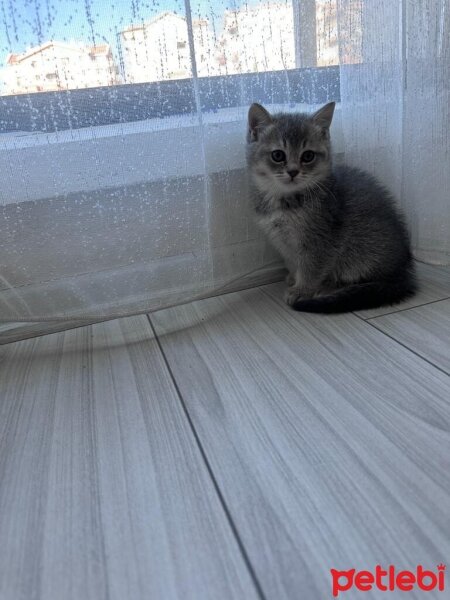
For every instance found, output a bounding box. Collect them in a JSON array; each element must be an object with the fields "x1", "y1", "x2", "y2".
[
  {"x1": 271, "y1": 150, "x2": 286, "y2": 163},
  {"x1": 301, "y1": 150, "x2": 315, "y2": 163}
]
